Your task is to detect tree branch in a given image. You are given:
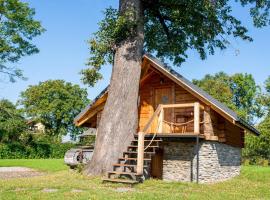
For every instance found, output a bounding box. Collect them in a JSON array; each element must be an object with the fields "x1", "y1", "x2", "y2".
[
  {"x1": 156, "y1": 10, "x2": 172, "y2": 40},
  {"x1": 0, "y1": 69, "x2": 18, "y2": 77},
  {"x1": 147, "y1": 0, "x2": 173, "y2": 41}
]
